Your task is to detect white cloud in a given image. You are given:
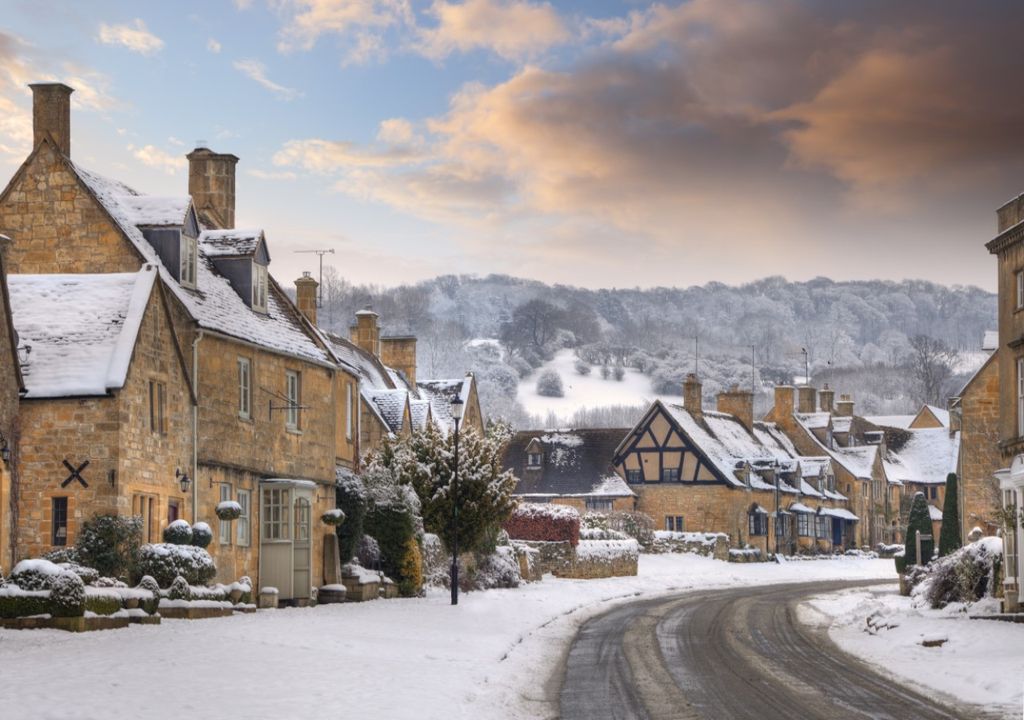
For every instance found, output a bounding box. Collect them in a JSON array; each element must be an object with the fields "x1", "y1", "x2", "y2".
[
  {"x1": 232, "y1": 58, "x2": 302, "y2": 100},
  {"x1": 274, "y1": 0, "x2": 414, "y2": 64},
  {"x1": 129, "y1": 144, "x2": 186, "y2": 174},
  {"x1": 417, "y1": 0, "x2": 568, "y2": 61},
  {"x1": 207, "y1": 38, "x2": 222, "y2": 54},
  {"x1": 248, "y1": 168, "x2": 298, "y2": 181},
  {"x1": 97, "y1": 19, "x2": 164, "y2": 55}
]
